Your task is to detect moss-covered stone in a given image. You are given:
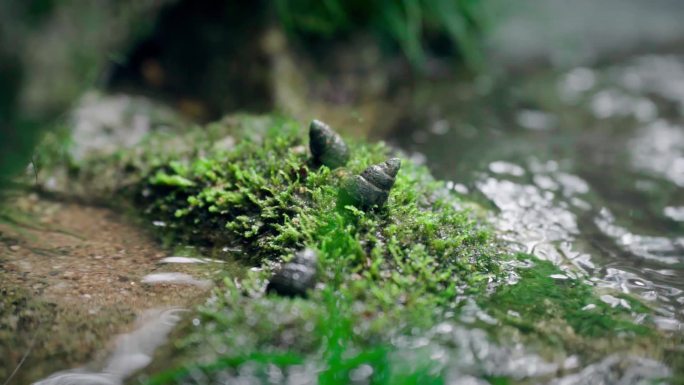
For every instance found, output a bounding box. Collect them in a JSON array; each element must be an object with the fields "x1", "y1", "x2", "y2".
[
  {"x1": 35, "y1": 114, "x2": 676, "y2": 383},
  {"x1": 137, "y1": 116, "x2": 498, "y2": 291}
]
